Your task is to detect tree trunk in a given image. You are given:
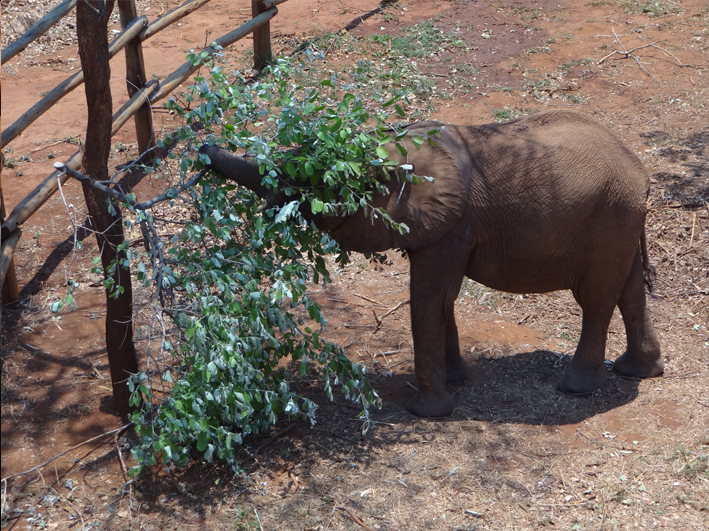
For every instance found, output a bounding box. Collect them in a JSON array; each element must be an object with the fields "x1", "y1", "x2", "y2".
[{"x1": 77, "y1": 0, "x2": 139, "y2": 417}]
